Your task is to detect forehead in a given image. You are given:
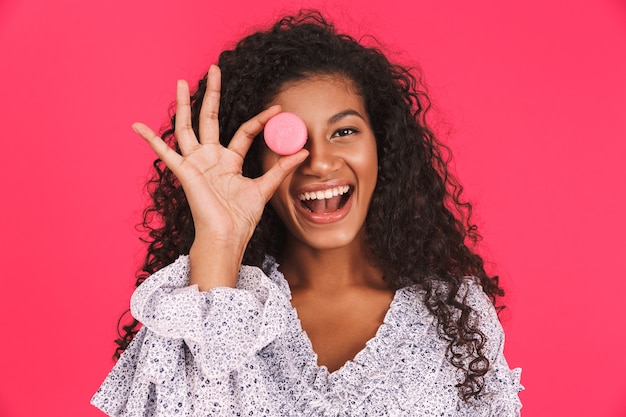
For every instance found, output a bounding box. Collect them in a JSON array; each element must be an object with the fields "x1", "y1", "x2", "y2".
[{"x1": 269, "y1": 75, "x2": 367, "y2": 118}]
